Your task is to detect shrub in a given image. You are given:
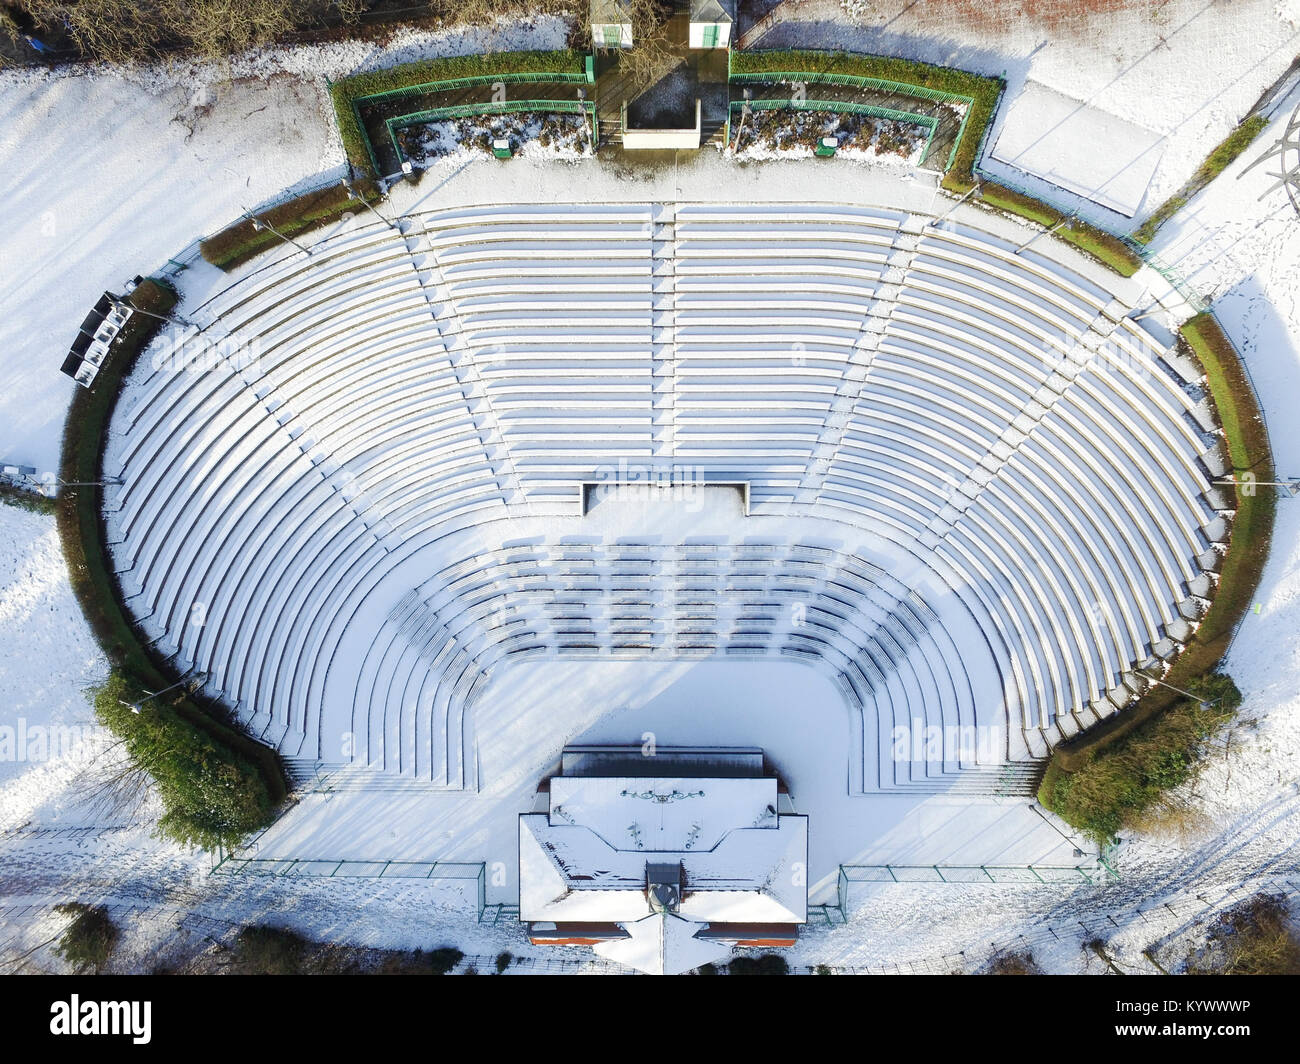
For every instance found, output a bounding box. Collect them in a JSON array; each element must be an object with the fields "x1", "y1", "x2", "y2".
[
  {"x1": 1188, "y1": 894, "x2": 1300, "y2": 975},
  {"x1": 728, "y1": 953, "x2": 789, "y2": 975},
  {"x1": 1041, "y1": 673, "x2": 1240, "y2": 842},
  {"x1": 427, "y1": 947, "x2": 464, "y2": 975},
  {"x1": 233, "y1": 925, "x2": 310, "y2": 975},
  {"x1": 93, "y1": 671, "x2": 277, "y2": 848},
  {"x1": 495, "y1": 951, "x2": 513, "y2": 974},
  {"x1": 988, "y1": 951, "x2": 1042, "y2": 975},
  {"x1": 53, "y1": 903, "x2": 119, "y2": 973}
]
